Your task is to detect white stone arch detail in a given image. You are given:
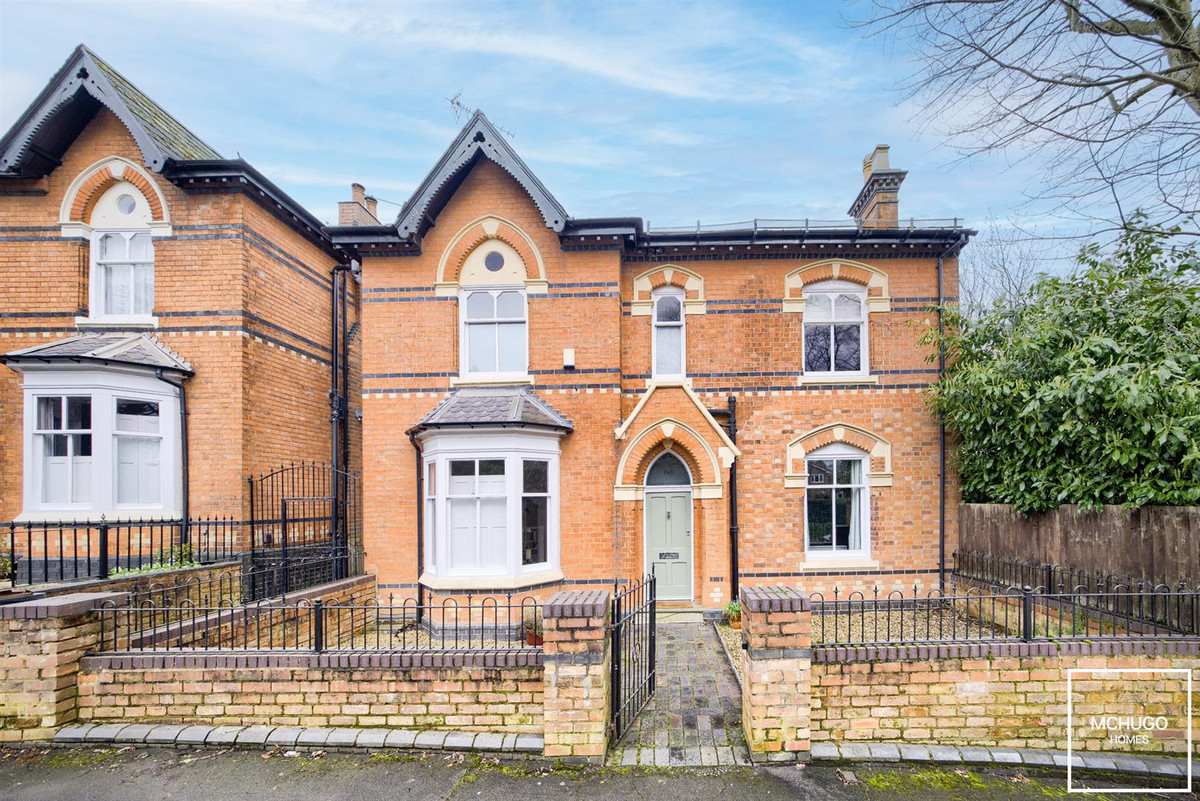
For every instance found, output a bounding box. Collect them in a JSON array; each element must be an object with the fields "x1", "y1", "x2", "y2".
[
  {"x1": 614, "y1": 417, "x2": 723, "y2": 501},
  {"x1": 631, "y1": 264, "x2": 706, "y2": 316},
  {"x1": 783, "y1": 259, "x2": 890, "y2": 313},
  {"x1": 59, "y1": 155, "x2": 171, "y2": 240},
  {"x1": 783, "y1": 422, "x2": 893, "y2": 489},
  {"x1": 435, "y1": 214, "x2": 547, "y2": 296}
]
